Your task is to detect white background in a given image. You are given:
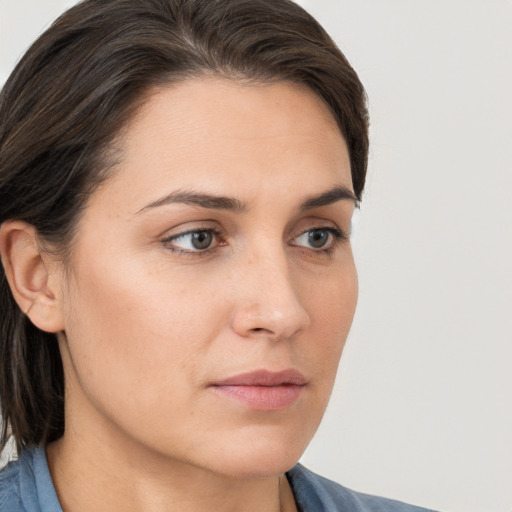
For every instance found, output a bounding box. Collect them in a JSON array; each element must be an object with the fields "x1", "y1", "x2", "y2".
[{"x1": 1, "y1": 1, "x2": 511, "y2": 511}]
